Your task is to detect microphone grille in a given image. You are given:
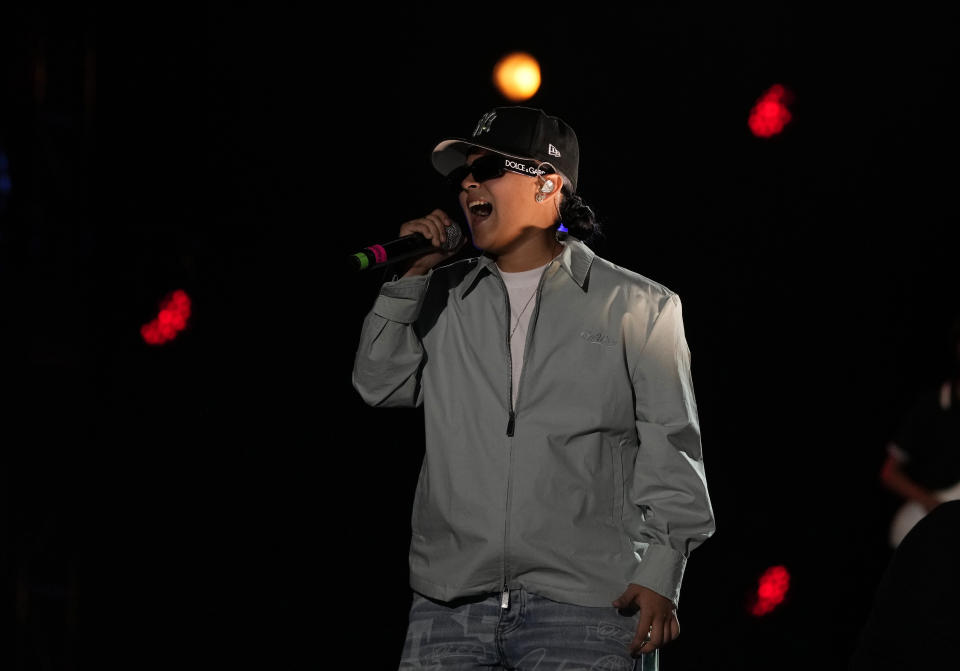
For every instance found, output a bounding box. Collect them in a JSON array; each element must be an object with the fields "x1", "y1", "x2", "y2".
[{"x1": 441, "y1": 222, "x2": 463, "y2": 252}]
